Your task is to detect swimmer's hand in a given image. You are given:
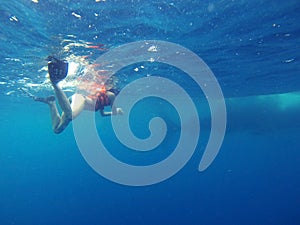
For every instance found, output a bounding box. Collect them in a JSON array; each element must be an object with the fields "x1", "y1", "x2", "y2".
[
  {"x1": 116, "y1": 108, "x2": 123, "y2": 115},
  {"x1": 102, "y1": 108, "x2": 123, "y2": 116}
]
